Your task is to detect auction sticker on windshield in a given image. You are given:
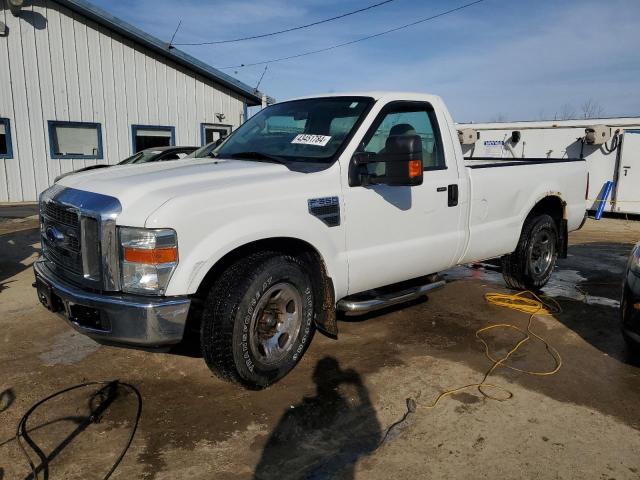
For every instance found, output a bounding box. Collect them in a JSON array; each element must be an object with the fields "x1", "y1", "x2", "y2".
[{"x1": 291, "y1": 134, "x2": 332, "y2": 147}]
